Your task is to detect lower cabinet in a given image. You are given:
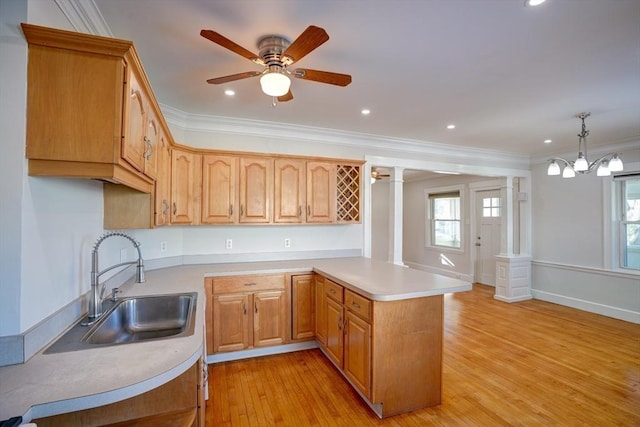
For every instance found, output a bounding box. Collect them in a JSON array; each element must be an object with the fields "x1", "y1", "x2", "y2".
[
  {"x1": 315, "y1": 273, "x2": 443, "y2": 418},
  {"x1": 291, "y1": 274, "x2": 315, "y2": 341},
  {"x1": 32, "y1": 359, "x2": 203, "y2": 426},
  {"x1": 207, "y1": 274, "x2": 288, "y2": 353}
]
